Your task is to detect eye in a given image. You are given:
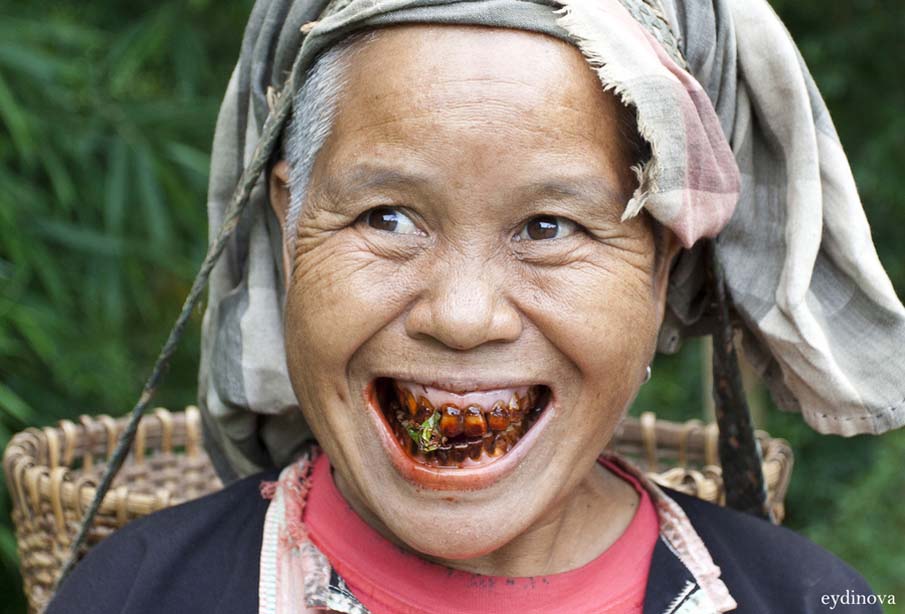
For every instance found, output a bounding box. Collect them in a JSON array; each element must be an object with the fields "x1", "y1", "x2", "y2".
[
  {"x1": 515, "y1": 215, "x2": 579, "y2": 241},
  {"x1": 362, "y1": 206, "x2": 422, "y2": 235}
]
